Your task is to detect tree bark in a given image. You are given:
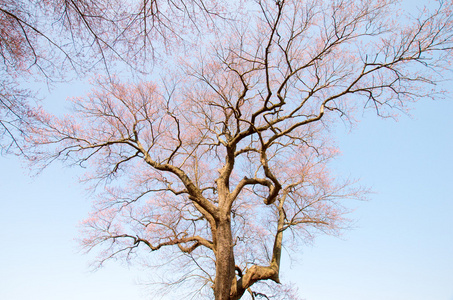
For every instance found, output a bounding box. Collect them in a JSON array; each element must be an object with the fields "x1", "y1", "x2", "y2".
[{"x1": 214, "y1": 218, "x2": 235, "y2": 300}]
